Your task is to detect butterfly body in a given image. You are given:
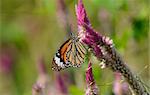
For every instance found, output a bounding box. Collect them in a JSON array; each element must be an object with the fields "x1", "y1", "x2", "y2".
[{"x1": 52, "y1": 37, "x2": 86, "y2": 71}]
